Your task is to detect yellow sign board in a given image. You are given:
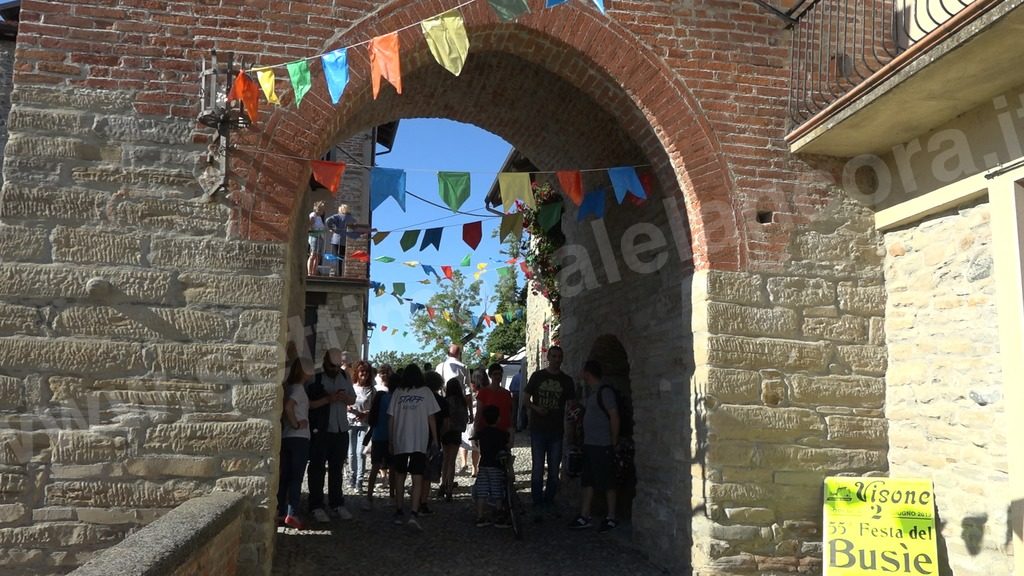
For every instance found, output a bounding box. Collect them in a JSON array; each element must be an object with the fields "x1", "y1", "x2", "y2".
[{"x1": 823, "y1": 477, "x2": 938, "y2": 575}]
